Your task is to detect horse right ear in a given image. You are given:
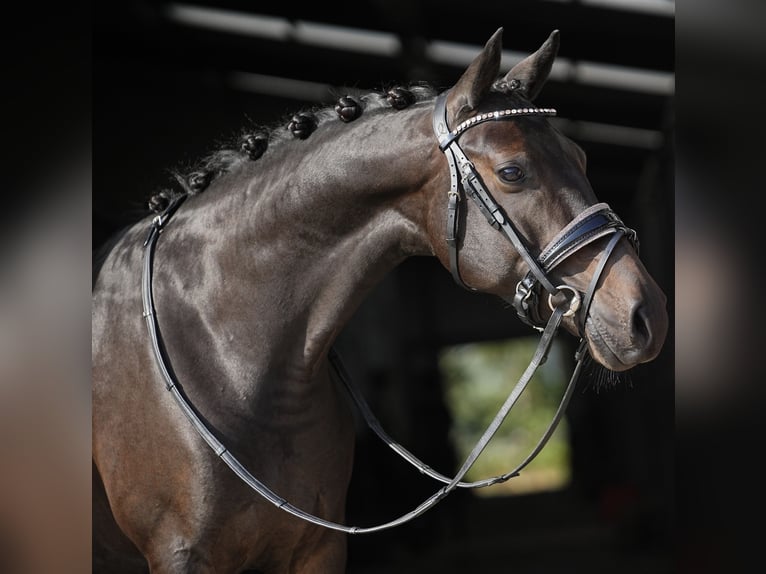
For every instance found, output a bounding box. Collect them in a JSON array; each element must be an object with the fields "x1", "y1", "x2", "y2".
[{"x1": 446, "y1": 28, "x2": 504, "y2": 125}]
